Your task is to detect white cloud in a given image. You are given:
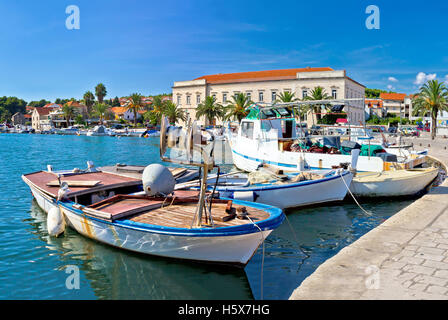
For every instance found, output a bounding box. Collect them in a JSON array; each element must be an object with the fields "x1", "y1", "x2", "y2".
[
  {"x1": 388, "y1": 76, "x2": 398, "y2": 82},
  {"x1": 414, "y1": 72, "x2": 437, "y2": 86},
  {"x1": 387, "y1": 84, "x2": 395, "y2": 90}
]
